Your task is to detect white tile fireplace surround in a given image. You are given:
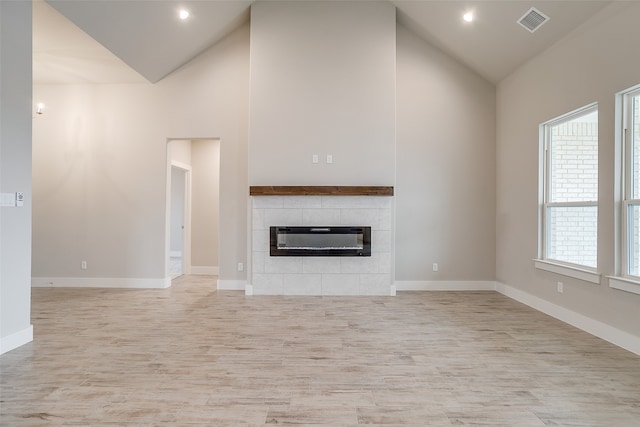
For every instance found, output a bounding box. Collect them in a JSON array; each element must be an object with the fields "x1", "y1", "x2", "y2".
[{"x1": 250, "y1": 190, "x2": 393, "y2": 296}]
